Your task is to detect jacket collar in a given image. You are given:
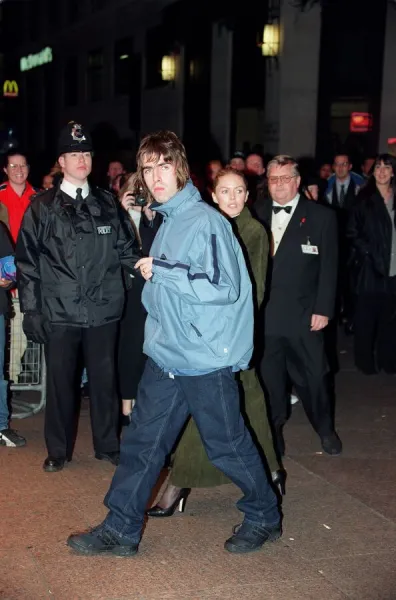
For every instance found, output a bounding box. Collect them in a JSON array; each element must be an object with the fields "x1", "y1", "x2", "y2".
[
  {"x1": 52, "y1": 183, "x2": 102, "y2": 217},
  {"x1": 234, "y1": 206, "x2": 253, "y2": 228},
  {"x1": 150, "y1": 181, "x2": 201, "y2": 216}
]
